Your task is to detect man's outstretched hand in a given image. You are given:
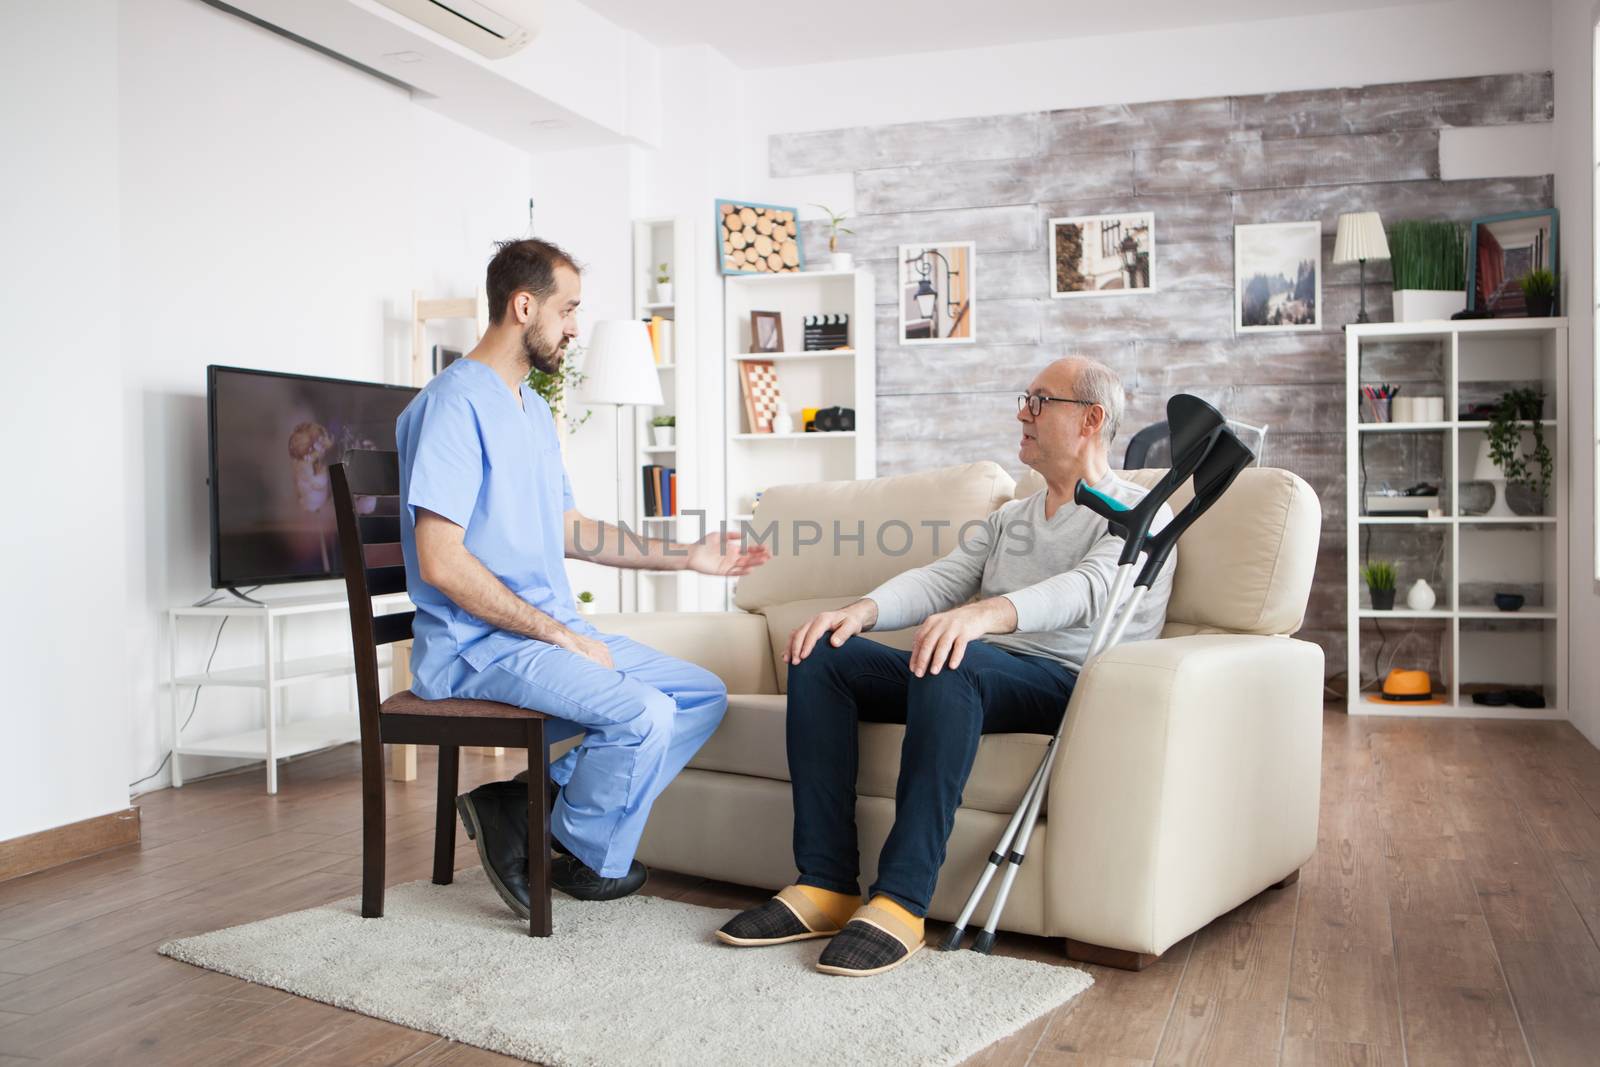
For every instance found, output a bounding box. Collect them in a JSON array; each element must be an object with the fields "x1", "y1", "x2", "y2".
[{"x1": 686, "y1": 532, "x2": 772, "y2": 577}]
